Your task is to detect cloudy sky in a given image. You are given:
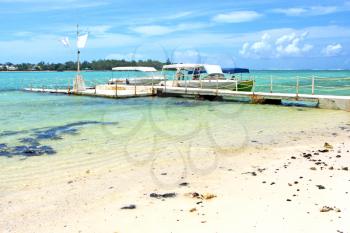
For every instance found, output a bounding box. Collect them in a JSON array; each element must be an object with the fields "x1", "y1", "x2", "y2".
[{"x1": 1, "y1": 0, "x2": 350, "y2": 69}]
